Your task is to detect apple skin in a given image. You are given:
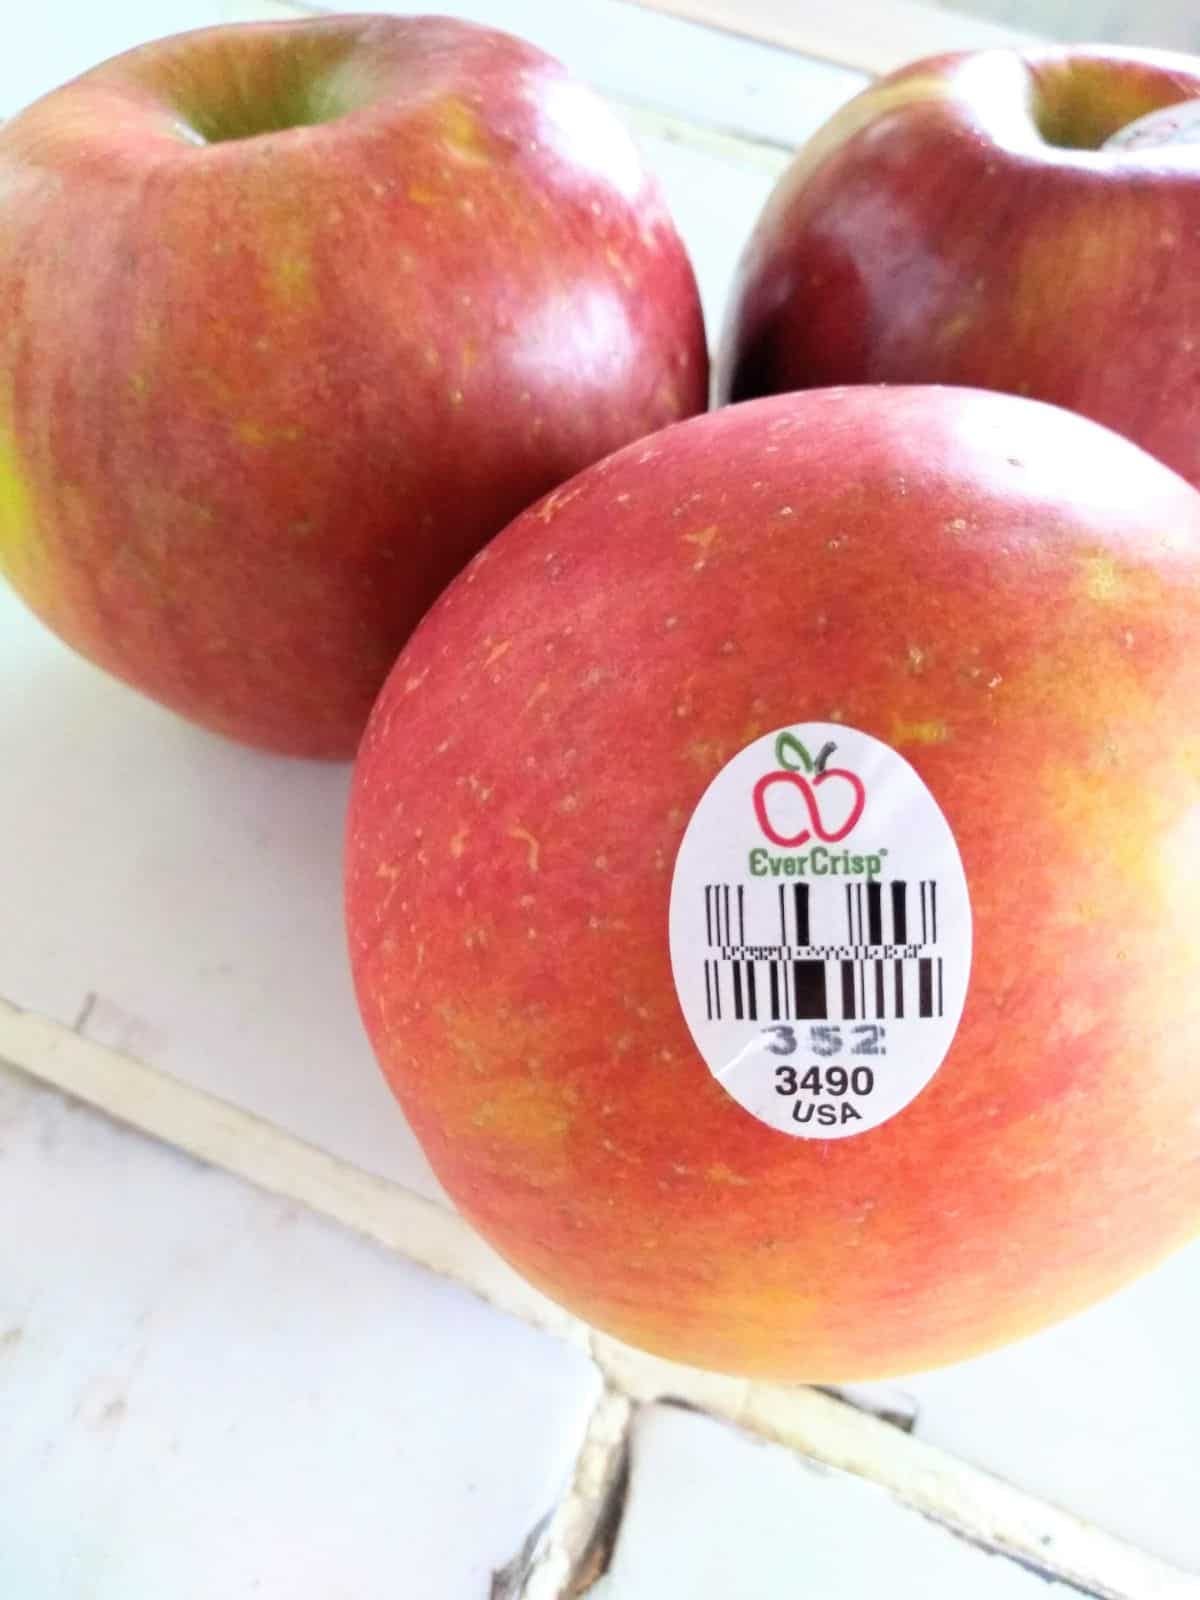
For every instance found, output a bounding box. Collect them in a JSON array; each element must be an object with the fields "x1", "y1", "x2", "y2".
[
  {"x1": 0, "y1": 16, "x2": 706, "y2": 758},
  {"x1": 719, "y1": 47, "x2": 1200, "y2": 489},
  {"x1": 346, "y1": 385, "x2": 1200, "y2": 1381}
]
